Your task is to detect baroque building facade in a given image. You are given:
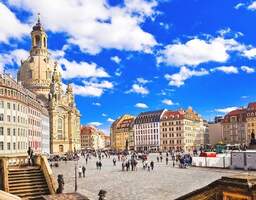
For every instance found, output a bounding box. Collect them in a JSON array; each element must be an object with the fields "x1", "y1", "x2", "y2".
[
  {"x1": 110, "y1": 115, "x2": 135, "y2": 151},
  {"x1": 17, "y1": 17, "x2": 81, "y2": 154}
]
